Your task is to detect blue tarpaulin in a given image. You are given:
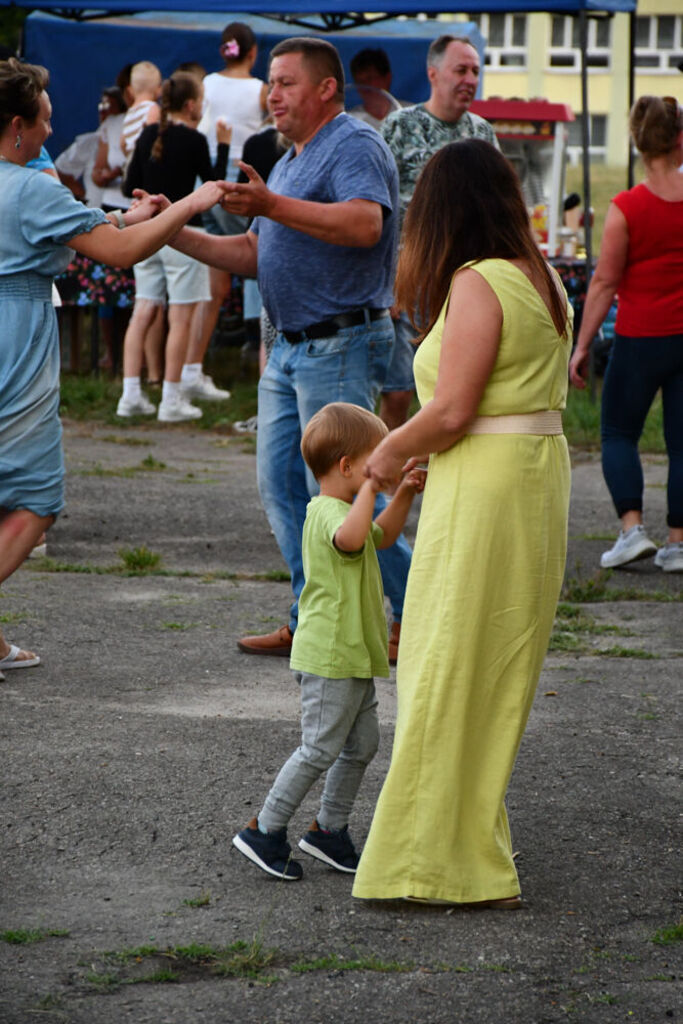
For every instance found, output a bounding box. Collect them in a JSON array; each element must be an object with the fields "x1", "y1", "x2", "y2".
[{"x1": 21, "y1": 12, "x2": 488, "y2": 159}]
